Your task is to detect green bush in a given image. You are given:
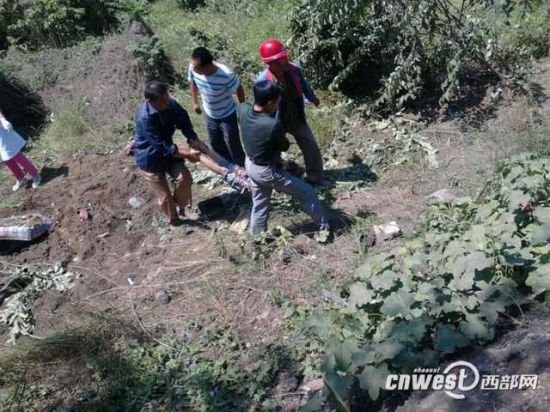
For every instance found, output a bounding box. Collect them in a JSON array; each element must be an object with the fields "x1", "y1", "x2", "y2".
[
  {"x1": 176, "y1": 0, "x2": 207, "y2": 11},
  {"x1": 306, "y1": 155, "x2": 549, "y2": 407},
  {"x1": 2, "y1": 0, "x2": 150, "y2": 49},
  {"x1": 127, "y1": 33, "x2": 175, "y2": 81},
  {"x1": 290, "y1": 0, "x2": 550, "y2": 113},
  {"x1": 0, "y1": 0, "x2": 22, "y2": 49}
]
